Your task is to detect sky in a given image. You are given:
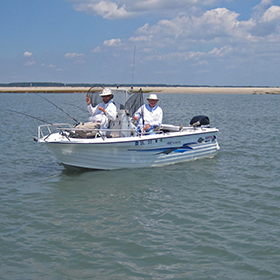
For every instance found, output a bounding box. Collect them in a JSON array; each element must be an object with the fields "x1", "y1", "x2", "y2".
[{"x1": 1, "y1": 0, "x2": 280, "y2": 86}]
